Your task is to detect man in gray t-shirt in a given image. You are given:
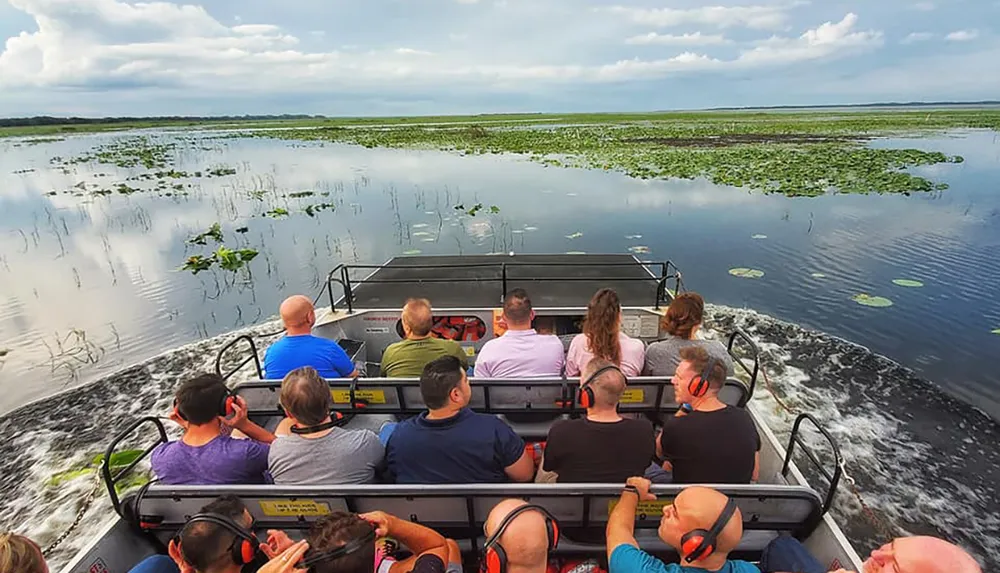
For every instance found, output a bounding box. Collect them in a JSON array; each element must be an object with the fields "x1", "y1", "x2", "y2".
[
  {"x1": 268, "y1": 366, "x2": 384, "y2": 485},
  {"x1": 644, "y1": 336, "x2": 734, "y2": 378}
]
